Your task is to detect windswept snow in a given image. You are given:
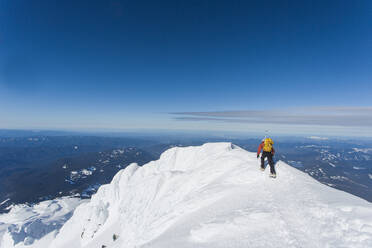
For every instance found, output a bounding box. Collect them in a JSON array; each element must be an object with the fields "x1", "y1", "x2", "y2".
[
  {"x1": 2, "y1": 143, "x2": 372, "y2": 248},
  {"x1": 0, "y1": 197, "x2": 84, "y2": 248},
  {"x1": 50, "y1": 143, "x2": 372, "y2": 248}
]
